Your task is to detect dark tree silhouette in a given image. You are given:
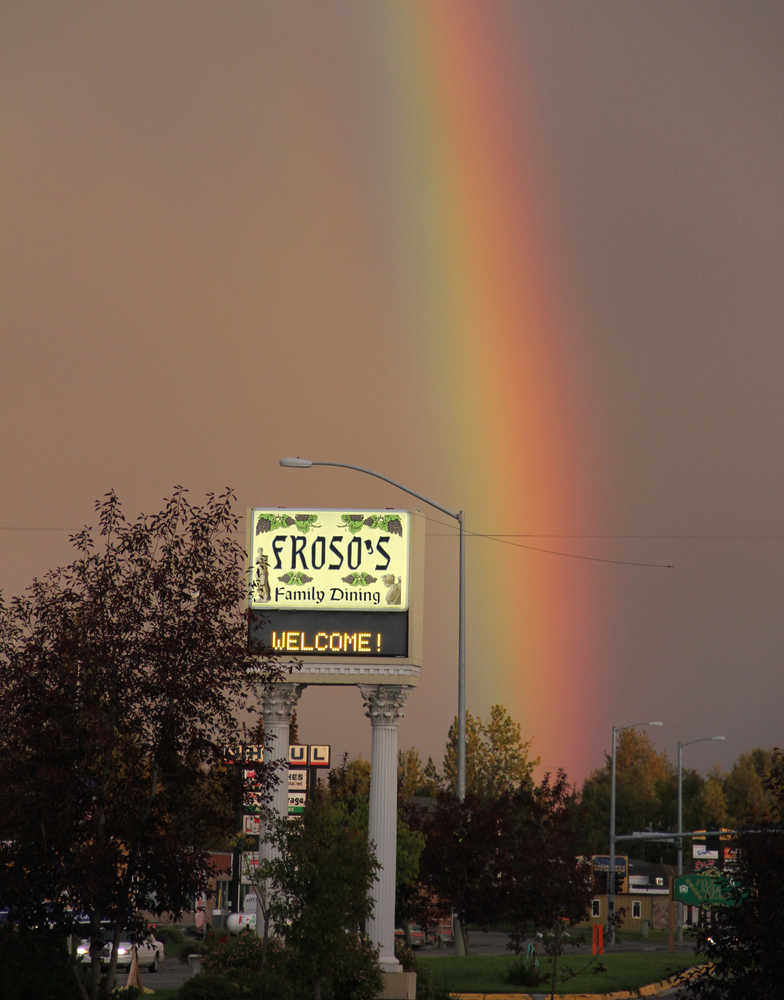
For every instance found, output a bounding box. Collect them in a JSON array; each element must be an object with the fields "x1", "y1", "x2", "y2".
[
  {"x1": 685, "y1": 749, "x2": 784, "y2": 1000},
  {"x1": 412, "y1": 771, "x2": 589, "y2": 956},
  {"x1": 0, "y1": 487, "x2": 286, "y2": 1000}
]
